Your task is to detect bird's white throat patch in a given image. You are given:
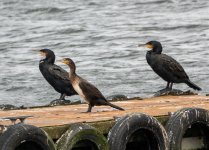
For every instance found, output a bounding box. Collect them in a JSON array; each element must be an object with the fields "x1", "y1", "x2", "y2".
[{"x1": 72, "y1": 80, "x2": 86, "y2": 101}]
